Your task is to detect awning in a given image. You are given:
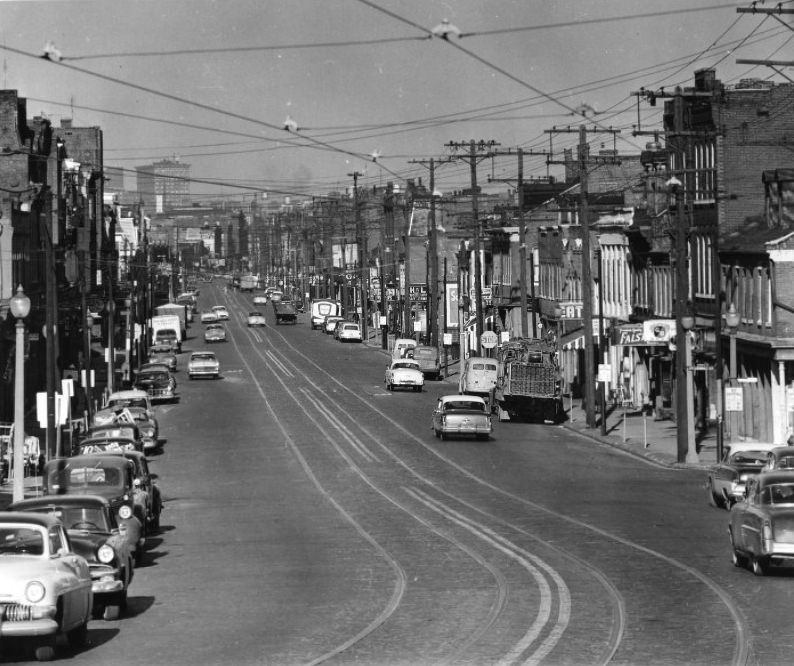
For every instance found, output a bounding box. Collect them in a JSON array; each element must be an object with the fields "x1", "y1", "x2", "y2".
[{"x1": 562, "y1": 335, "x2": 585, "y2": 351}]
